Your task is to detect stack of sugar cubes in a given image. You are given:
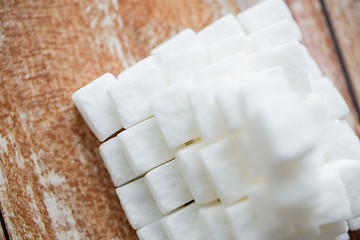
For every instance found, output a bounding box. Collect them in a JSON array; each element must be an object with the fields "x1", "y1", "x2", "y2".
[{"x1": 72, "y1": 0, "x2": 360, "y2": 239}]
